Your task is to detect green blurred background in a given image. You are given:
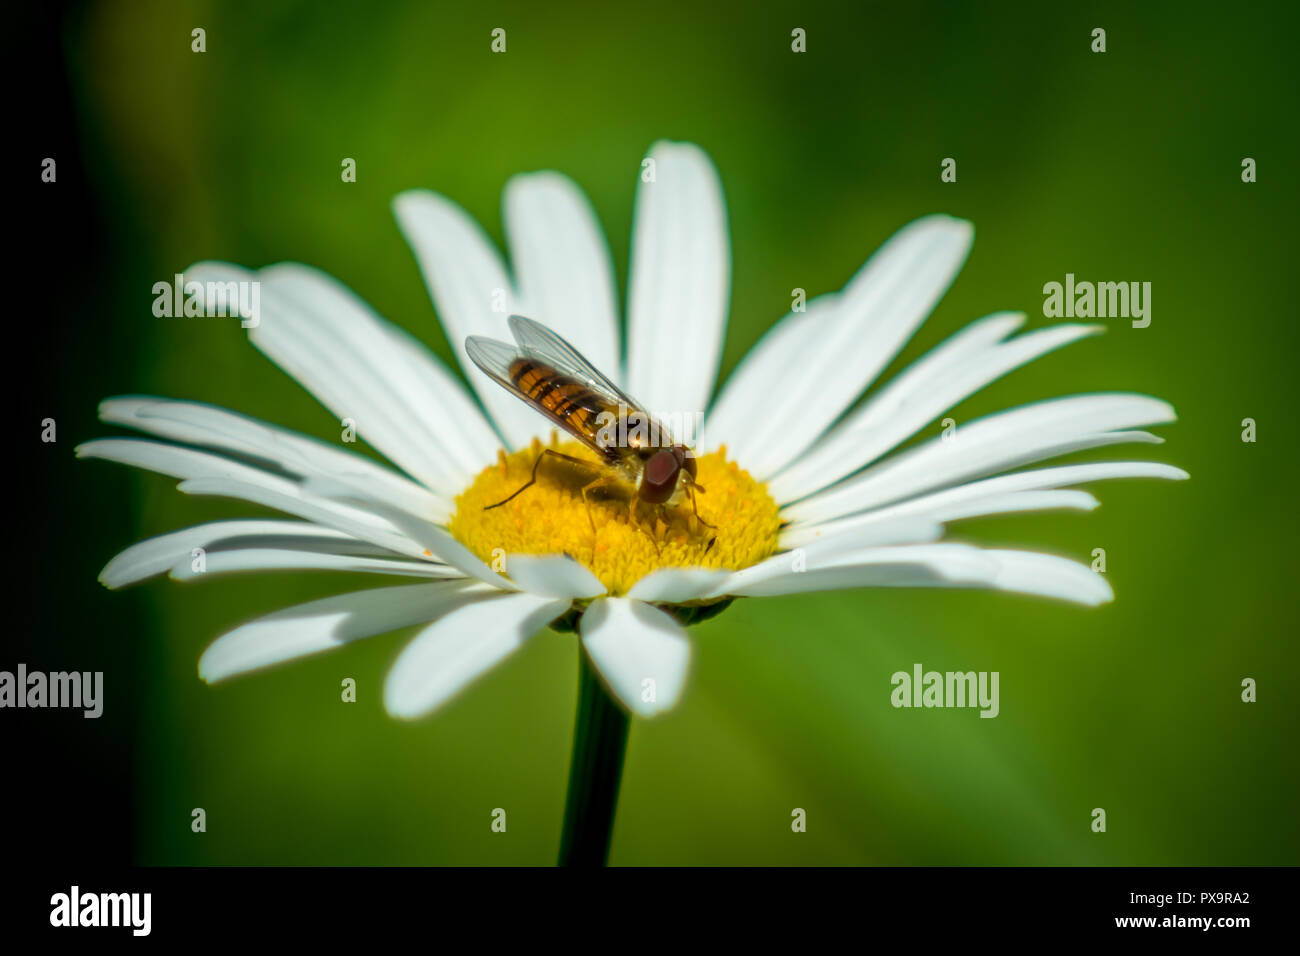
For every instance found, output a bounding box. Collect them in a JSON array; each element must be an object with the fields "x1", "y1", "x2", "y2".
[{"x1": 31, "y1": 0, "x2": 1298, "y2": 864}]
